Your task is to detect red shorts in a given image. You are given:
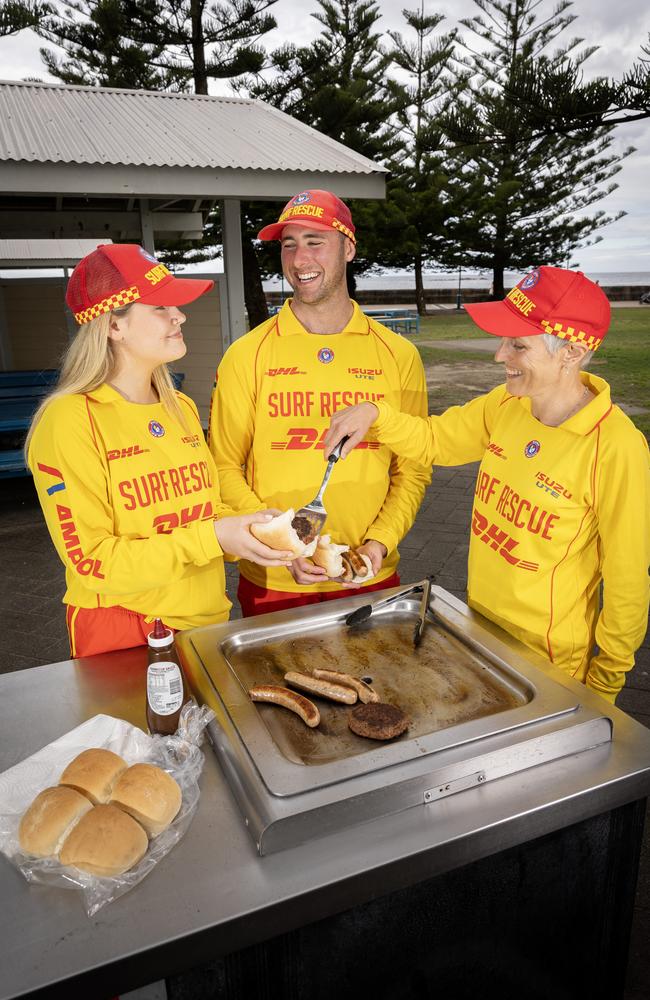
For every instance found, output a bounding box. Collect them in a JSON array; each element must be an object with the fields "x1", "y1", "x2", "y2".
[
  {"x1": 66, "y1": 605, "x2": 172, "y2": 658},
  {"x1": 237, "y1": 573, "x2": 401, "y2": 618}
]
